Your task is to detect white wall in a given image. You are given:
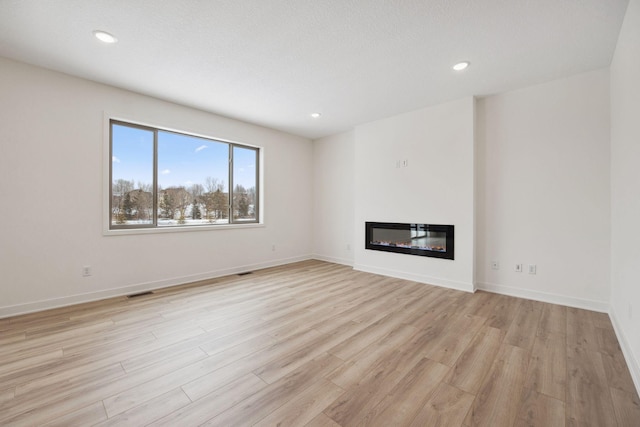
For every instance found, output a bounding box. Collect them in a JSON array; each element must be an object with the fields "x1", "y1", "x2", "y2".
[
  {"x1": 353, "y1": 97, "x2": 476, "y2": 291},
  {"x1": 610, "y1": 0, "x2": 640, "y2": 393},
  {"x1": 312, "y1": 131, "x2": 355, "y2": 266},
  {"x1": 476, "y1": 69, "x2": 611, "y2": 311},
  {"x1": 0, "y1": 57, "x2": 313, "y2": 317}
]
